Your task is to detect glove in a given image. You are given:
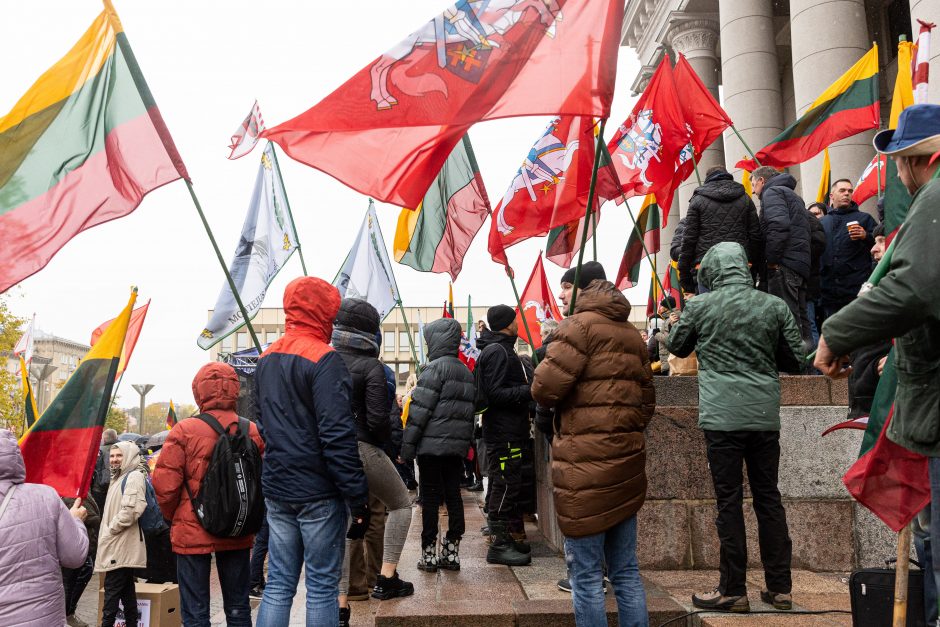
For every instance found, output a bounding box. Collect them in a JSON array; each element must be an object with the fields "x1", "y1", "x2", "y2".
[
  {"x1": 346, "y1": 503, "x2": 371, "y2": 540},
  {"x1": 400, "y1": 444, "x2": 415, "y2": 463}
]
